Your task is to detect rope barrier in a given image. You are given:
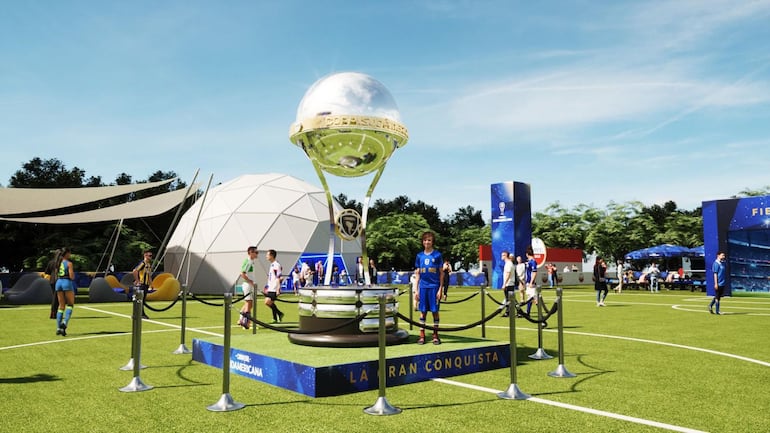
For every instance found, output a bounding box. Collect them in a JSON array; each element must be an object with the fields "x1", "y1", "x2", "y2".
[
  {"x1": 240, "y1": 312, "x2": 370, "y2": 335},
  {"x1": 142, "y1": 296, "x2": 180, "y2": 312},
  {"x1": 512, "y1": 297, "x2": 559, "y2": 326},
  {"x1": 275, "y1": 296, "x2": 300, "y2": 304},
  {"x1": 188, "y1": 292, "x2": 248, "y2": 307},
  {"x1": 395, "y1": 306, "x2": 504, "y2": 332},
  {"x1": 485, "y1": 291, "x2": 504, "y2": 306},
  {"x1": 441, "y1": 290, "x2": 480, "y2": 304}
]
